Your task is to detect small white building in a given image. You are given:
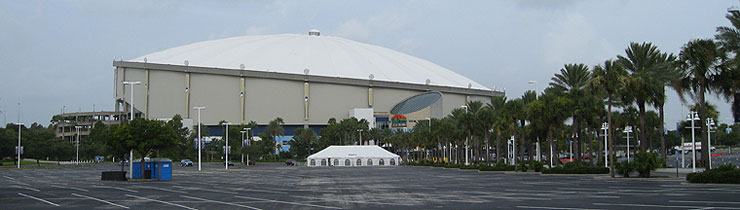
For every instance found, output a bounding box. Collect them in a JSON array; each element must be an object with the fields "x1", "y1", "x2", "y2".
[{"x1": 307, "y1": 145, "x2": 401, "y2": 167}]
